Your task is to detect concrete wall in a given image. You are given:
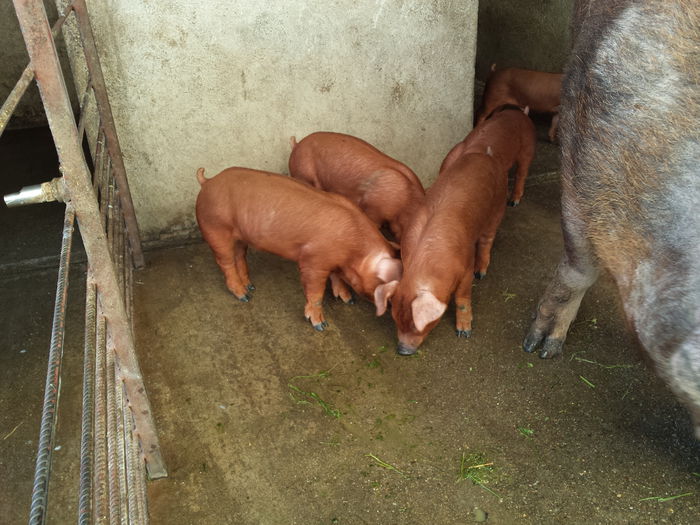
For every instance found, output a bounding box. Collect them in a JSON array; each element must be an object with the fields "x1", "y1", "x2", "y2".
[
  {"x1": 54, "y1": 0, "x2": 479, "y2": 240},
  {"x1": 476, "y1": 0, "x2": 574, "y2": 81}
]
